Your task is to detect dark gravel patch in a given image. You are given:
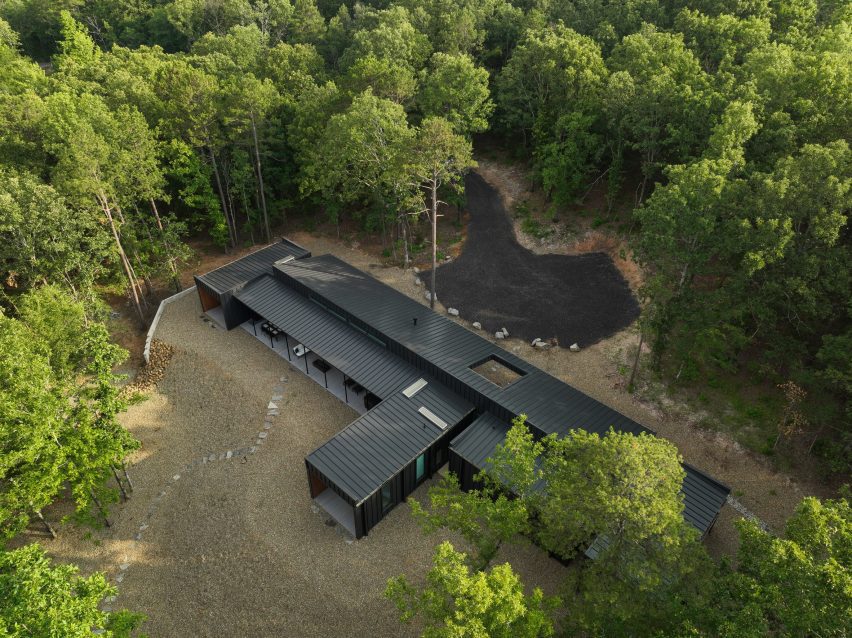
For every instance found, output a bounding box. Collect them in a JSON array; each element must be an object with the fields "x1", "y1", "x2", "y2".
[{"x1": 426, "y1": 172, "x2": 639, "y2": 347}]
